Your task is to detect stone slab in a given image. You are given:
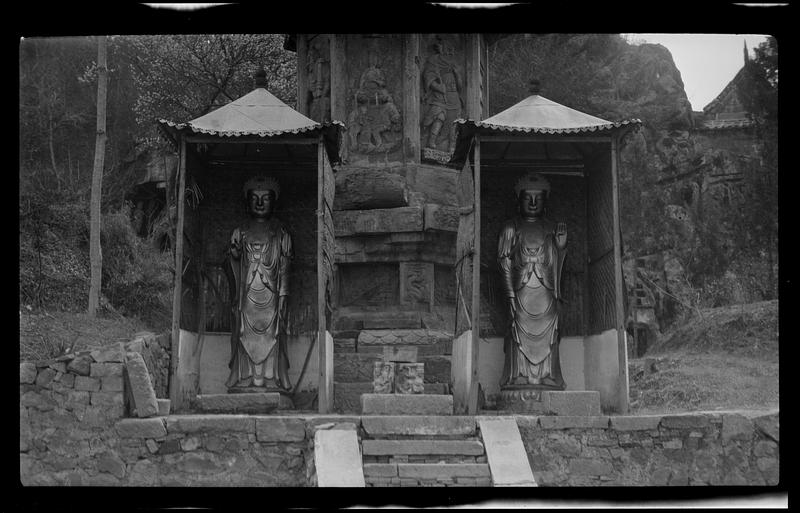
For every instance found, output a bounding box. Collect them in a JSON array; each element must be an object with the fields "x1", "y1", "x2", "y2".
[
  {"x1": 358, "y1": 329, "x2": 452, "y2": 346},
  {"x1": 361, "y1": 394, "x2": 453, "y2": 415},
  {"x1": 363, "y1": 463, "x2": 398, "y2": 477},
  {"x1": 165, "y1": 415, "x2": 255, "y2": 434},
  {"x1": 661, "y1": 414, "x2": 712, "y2": 430},
  {"x1": 255, "y1": 417, "x2": 306, "y2": 442},
  {"x1": 423, "y1": 203, "x2": 459, "y2": 232},
  {"x1": 397, "y1": 463, "x2": 490, "y2": 479},
  {"x1": 334, "y1": 382, "x2": 447, "y2": 414},
  {"x1": 314, "y1": 429, "x2": 365, "y2": 487},
  {"x1": 610, "y1": 415, "x2": 662, "y2": 431},
  {"x1": 91, "y1": 344, "x2": 125, "y2": 363},
  {"x1": 538, "y1": 416, "x2": 610, "y2": 429},
  {"x1": 362, "y1": 439, "x2": 484, "y2": 456},
  {"x1": 335, "y1": 353, "x2": 449, "y2": 384},
  {"x1": 333, "y1": 206, "x2": 423, "y2": 237},
  {"x1": 195, "y1": 393, "x2": 280, "y2": 414},
  {"x1": 116, "y1": 418, "x2": 167, "y2": 439},
  {"x1": 124, "y1": 352, "x2": 158, "y2": 418},
  {"x1": 479, "y1": 418, "x2": 536, "y2": 486},
  {"x1": 383, "y1": 345, "x2": 418, "y2": 363},
  {"x1": 542, "y1": 391, "x2": 601, "y2": 416},
  {"x1": 157, "y1": 399, "x2": 171, "y2": 416},
  {"x1": 20, "y1": 363, "x2": 37, "y2": 384},
  {"x1": 362, "y1": 416, "x2": 475, "y2": 437}
]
